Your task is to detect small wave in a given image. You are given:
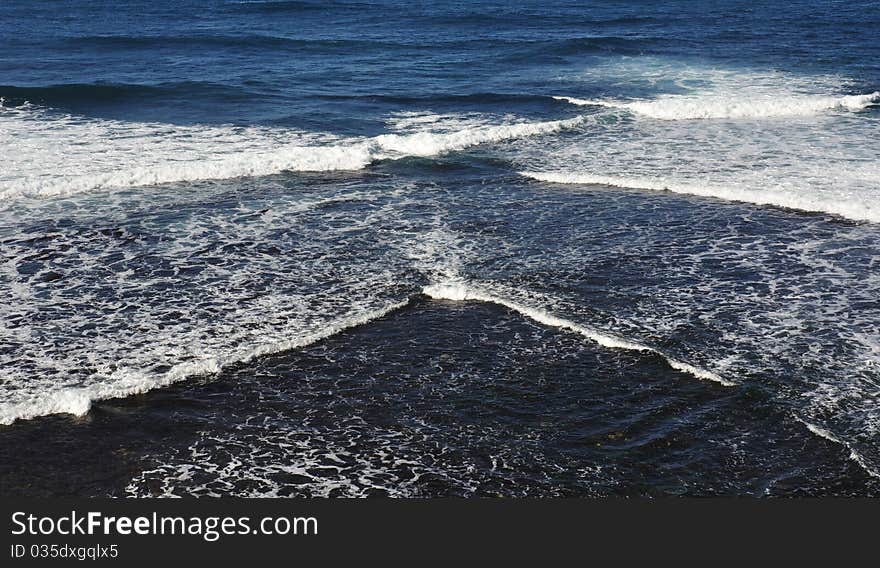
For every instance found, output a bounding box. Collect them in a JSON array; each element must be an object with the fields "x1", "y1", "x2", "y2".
[
  {"x1": 0, "y1": 81, "x2": 253, "y2": 108},
  {"x1": 0, "y1": 300, "x2": 411, "y2": 426},
  {"x1": 229, "y1": 0, "x2": 336, "y2": 12},
  {"x1": 65, "y1": 34, "x2": 400, "y2": 53},
  {"x1": 797, "y1": 418, "x2": 880, "y2": 479},
  {"x1": 521, "y1": 171, "x2": 880, "y2": 223},
  {"x1": 320, "y1": 92, "x2": 556, "y2": 106},
  {"x1": 538, "y1": 36, "x2": 680, "y2": 57},
  {"x1": 554, "y1": 92, "x2": 880, "y2": 119},
  {"x1": 422, "y1": 281, "x2": 733, "y2": 386}
]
